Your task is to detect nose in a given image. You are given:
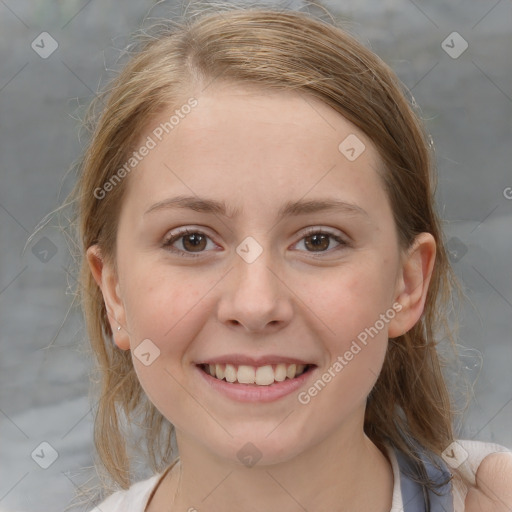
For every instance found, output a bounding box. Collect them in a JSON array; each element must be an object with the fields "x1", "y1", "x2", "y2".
[{"x1": 216, "y1": 245, "x2": 293, "y2": 333}]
